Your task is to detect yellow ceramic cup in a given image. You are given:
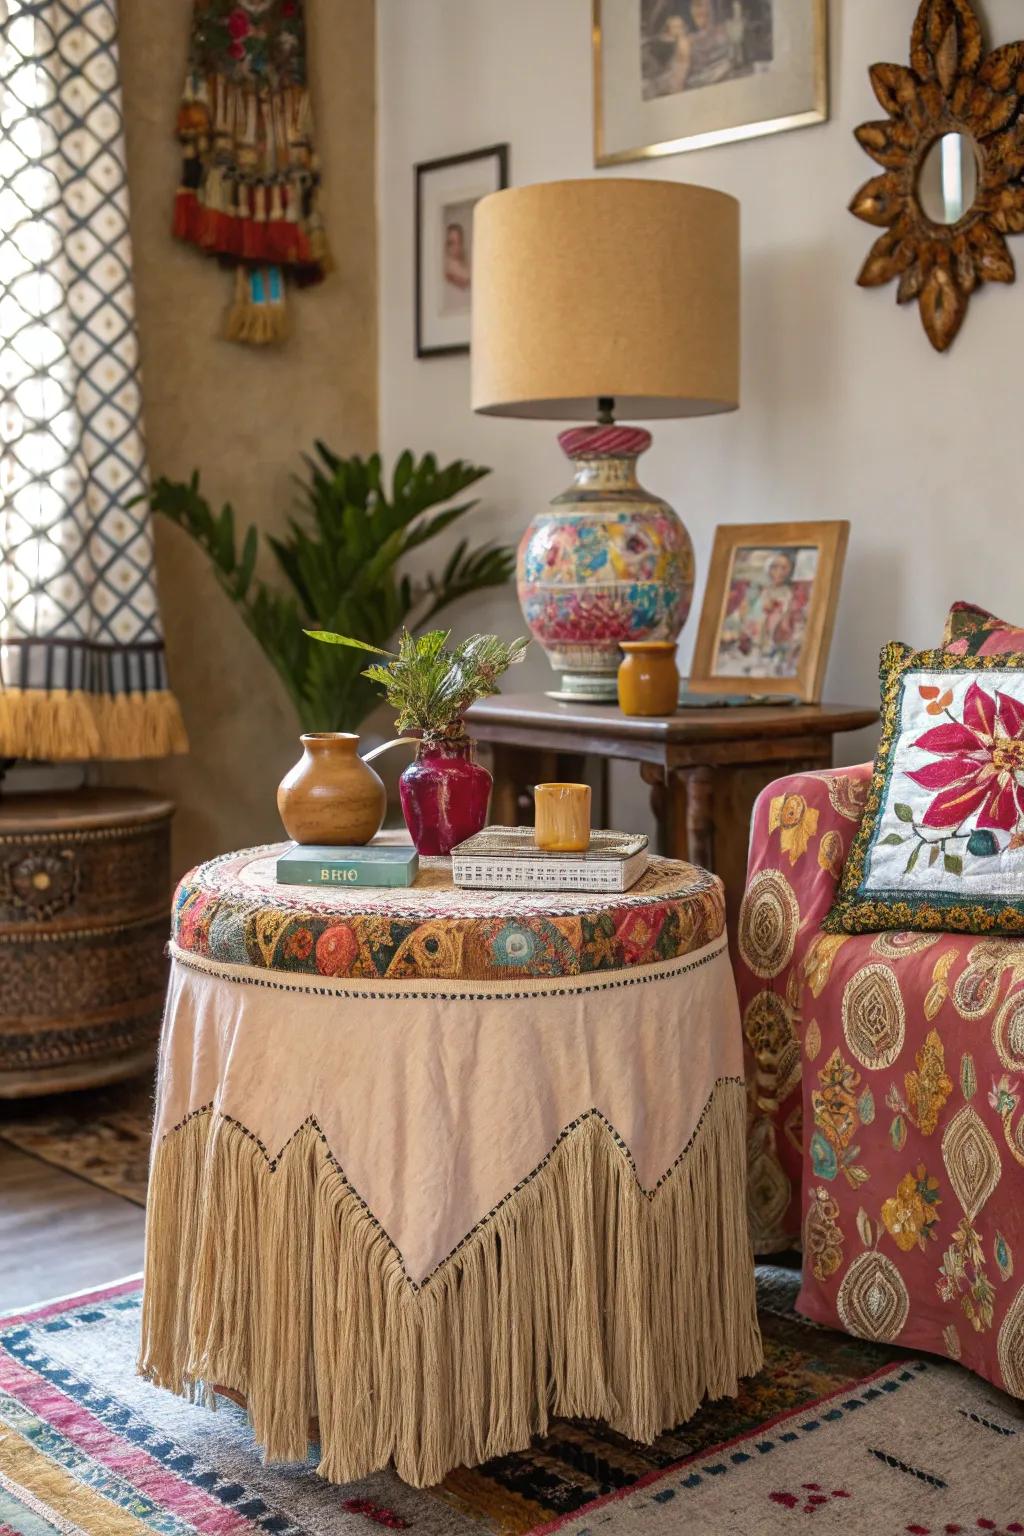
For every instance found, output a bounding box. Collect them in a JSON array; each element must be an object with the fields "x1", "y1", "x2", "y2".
[{"x1": 534, "y1": 783, "x2": 592, "y2": 852}]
